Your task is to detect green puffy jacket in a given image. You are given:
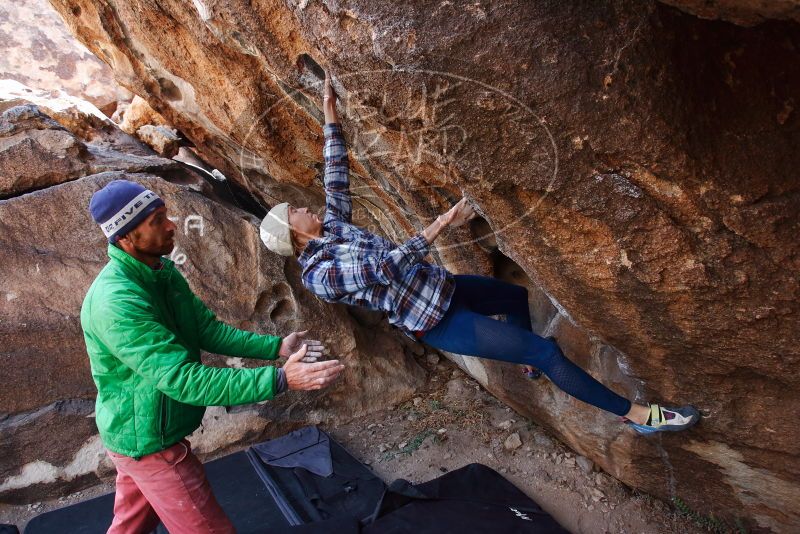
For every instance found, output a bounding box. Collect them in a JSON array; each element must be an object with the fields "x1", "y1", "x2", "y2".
[{"x1": 81, "y1": 244, "x2": 282, "y2": 458}]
